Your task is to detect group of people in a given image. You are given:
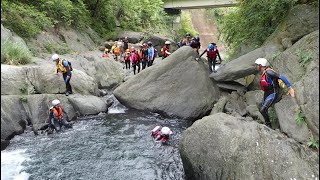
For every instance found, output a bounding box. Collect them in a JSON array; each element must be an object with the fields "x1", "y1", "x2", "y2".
[
  {"x1": 103, "y1": 38, "x2": 160, "y2": 75},
  {"x1": 48, "y1": 31, "x2": 296, "y2": 135}
]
